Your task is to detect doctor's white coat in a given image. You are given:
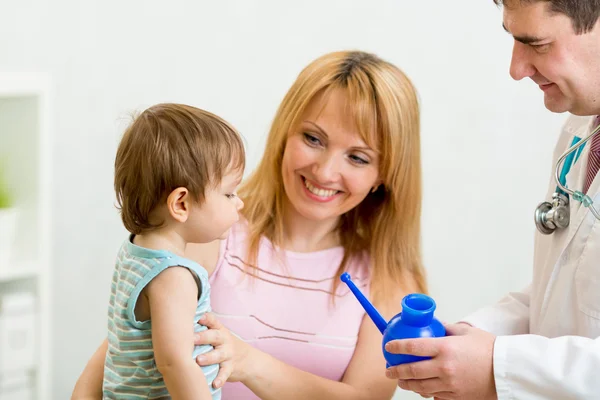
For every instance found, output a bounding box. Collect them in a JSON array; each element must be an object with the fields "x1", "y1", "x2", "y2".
[{"x1": 464, "y1": 115, "x2": 600, "y2": 399}]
